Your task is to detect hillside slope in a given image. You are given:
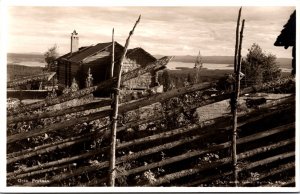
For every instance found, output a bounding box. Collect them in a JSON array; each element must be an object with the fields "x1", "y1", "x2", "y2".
[{"x1": 7, "y1": 64, "x2": 43, "y2": 81}]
